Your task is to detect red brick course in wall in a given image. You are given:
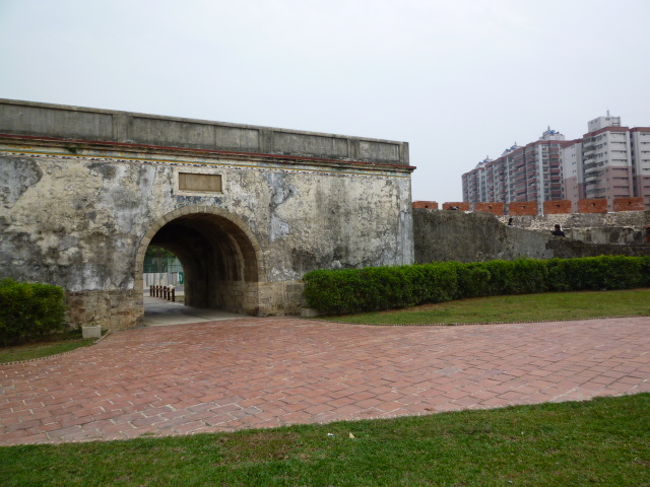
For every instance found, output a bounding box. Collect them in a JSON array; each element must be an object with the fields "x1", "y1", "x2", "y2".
[
  {"x1": 508, "y1": 202, "x2": 538, "y2": 216},
  {"x1": 613, "y1": 197, "x2": 645, "y2": 212},
  {"x1": 412, "y1": 201, "x2": 439, "y2": 209},
  {"x1": 427, "y1": 198, "x2": 644, "y2": 214},
  {"x1": 544, "y1": 200, "x2": 572, "y2": 214},
  {"x1": 579, "y1": 198, "x2": 608, "y2": 213},
  {"x1": 442, "y1": 202, "x2": 471, "y2": 211},
  {"x1": 474, "y1": 202, "x2": 505, "y2": 216}
]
